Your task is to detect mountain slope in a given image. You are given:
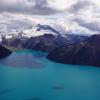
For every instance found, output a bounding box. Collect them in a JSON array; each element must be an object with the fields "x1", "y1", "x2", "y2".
[
  {"x1": 47, "y1": 34, "x2": 100, "y2": 67},
  {"x1": 0, "y1": 45, "x2": 12, "y2": 59},
  {"x1": 22, "y1": 33, "x2": 88, "y2": 52},
  {"x1": 23, "y1": 34, "x2": 68, "y2": 52}
]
